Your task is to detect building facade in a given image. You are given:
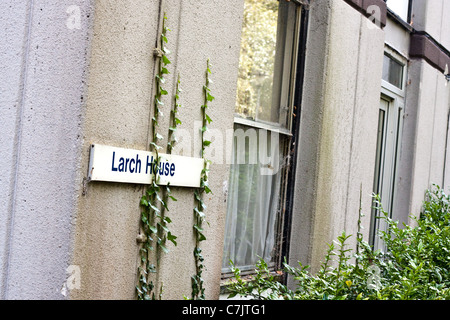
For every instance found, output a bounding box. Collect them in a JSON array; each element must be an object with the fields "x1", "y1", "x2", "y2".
[{"x1": 0, "y1": 0, "x2": 449, "y2": 299}]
